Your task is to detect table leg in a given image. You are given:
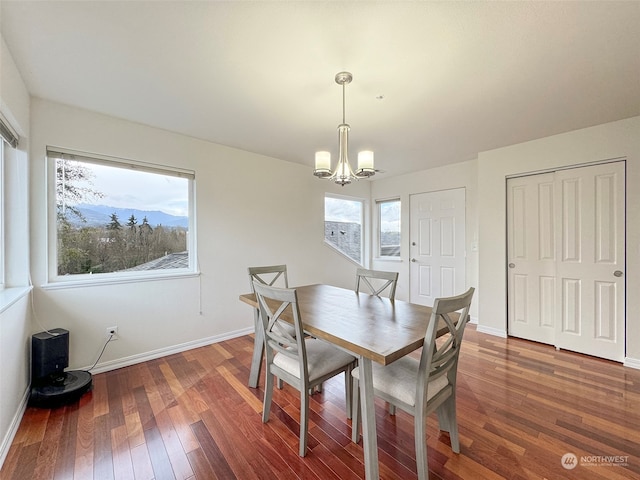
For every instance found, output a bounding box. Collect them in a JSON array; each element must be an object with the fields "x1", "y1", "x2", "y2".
[
  {"x1": 359, "y1": 356, "x2": 379, "y2": 480},
  {"x1": 248, "y1": 309, "x2": 264, "y2": 388}
]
